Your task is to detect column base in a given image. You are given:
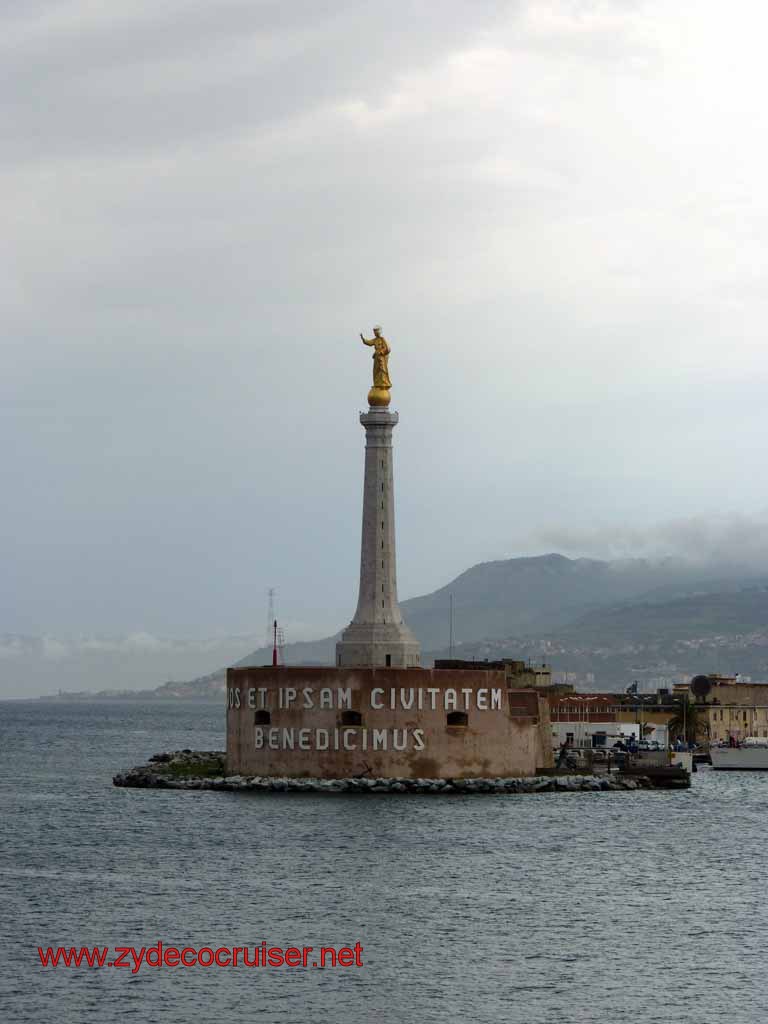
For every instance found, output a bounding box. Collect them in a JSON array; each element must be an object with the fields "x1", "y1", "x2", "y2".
[{"x1": 335, "y1": 622, "x2": 421, "y2": 668}]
